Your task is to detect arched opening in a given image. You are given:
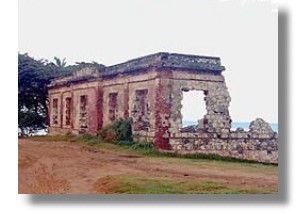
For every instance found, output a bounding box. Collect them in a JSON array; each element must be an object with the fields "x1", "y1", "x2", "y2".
[{"x1": 181, "y1": 90, "x2": 206, "y2": 128}]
